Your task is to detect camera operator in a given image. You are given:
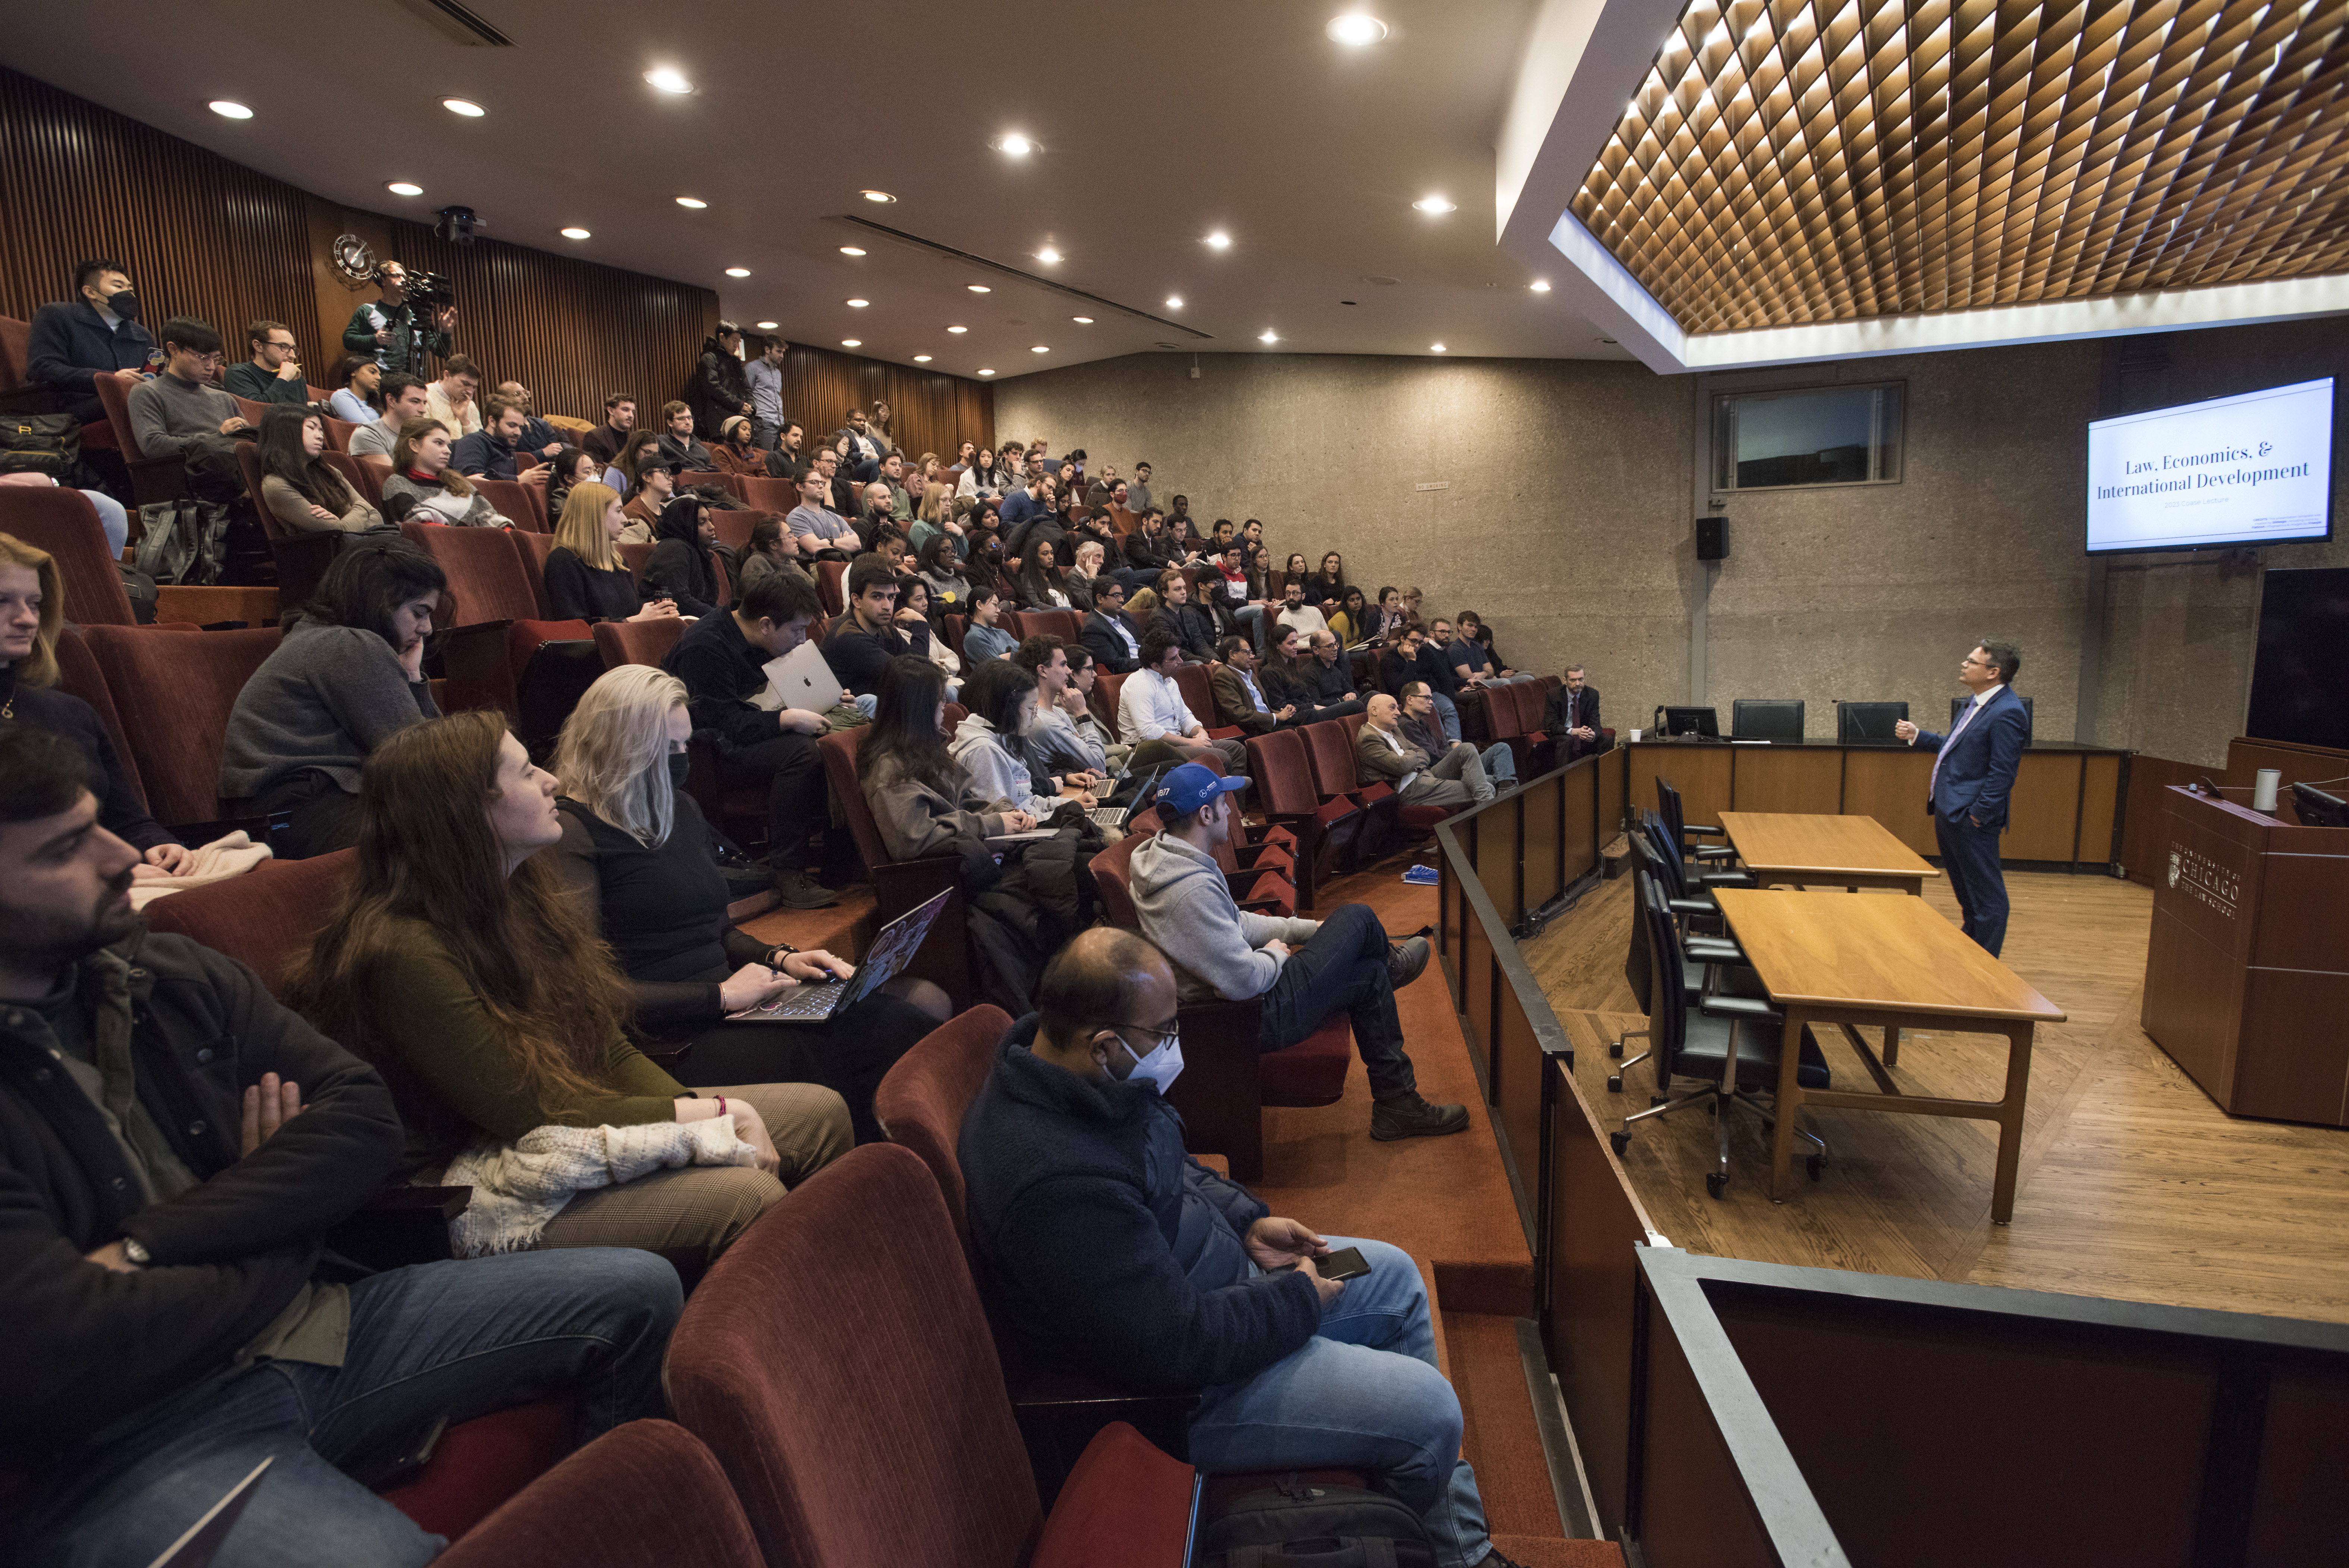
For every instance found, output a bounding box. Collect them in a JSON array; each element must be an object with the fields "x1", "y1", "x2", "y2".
[
  {"x1": 223, "y1": 320, "x2": 311, "y2": 406},
  {"x1": 340, "y1": 260, "x2": 453, "y2": 377}
]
